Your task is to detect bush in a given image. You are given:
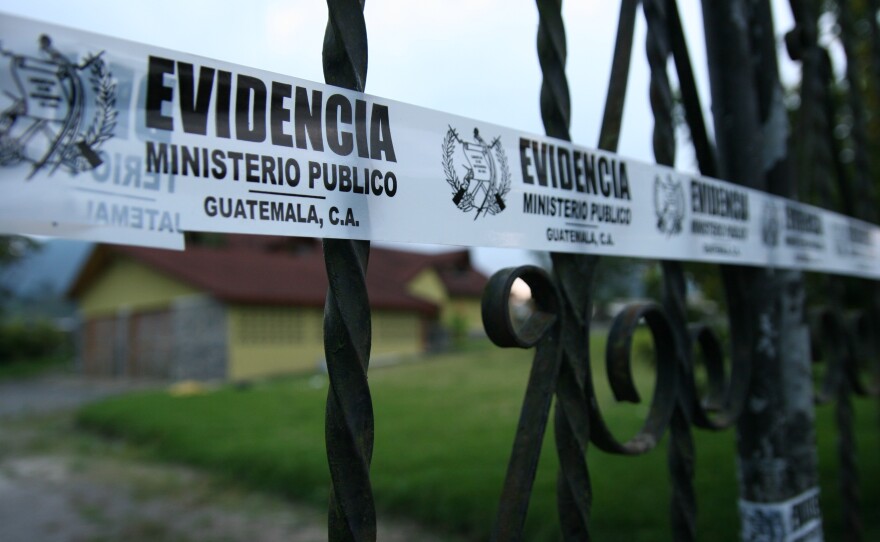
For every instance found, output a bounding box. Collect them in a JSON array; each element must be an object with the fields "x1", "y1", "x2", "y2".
[{"x1": 0, "y1": 319, "x2": 70, "y2": 364}]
